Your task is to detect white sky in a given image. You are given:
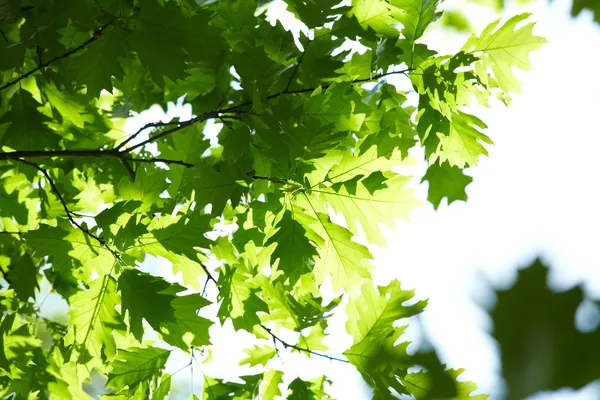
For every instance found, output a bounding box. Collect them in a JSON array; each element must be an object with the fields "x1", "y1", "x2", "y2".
[{"x1": 34, "y1": 0, "x2": 600, "y2": 398}]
